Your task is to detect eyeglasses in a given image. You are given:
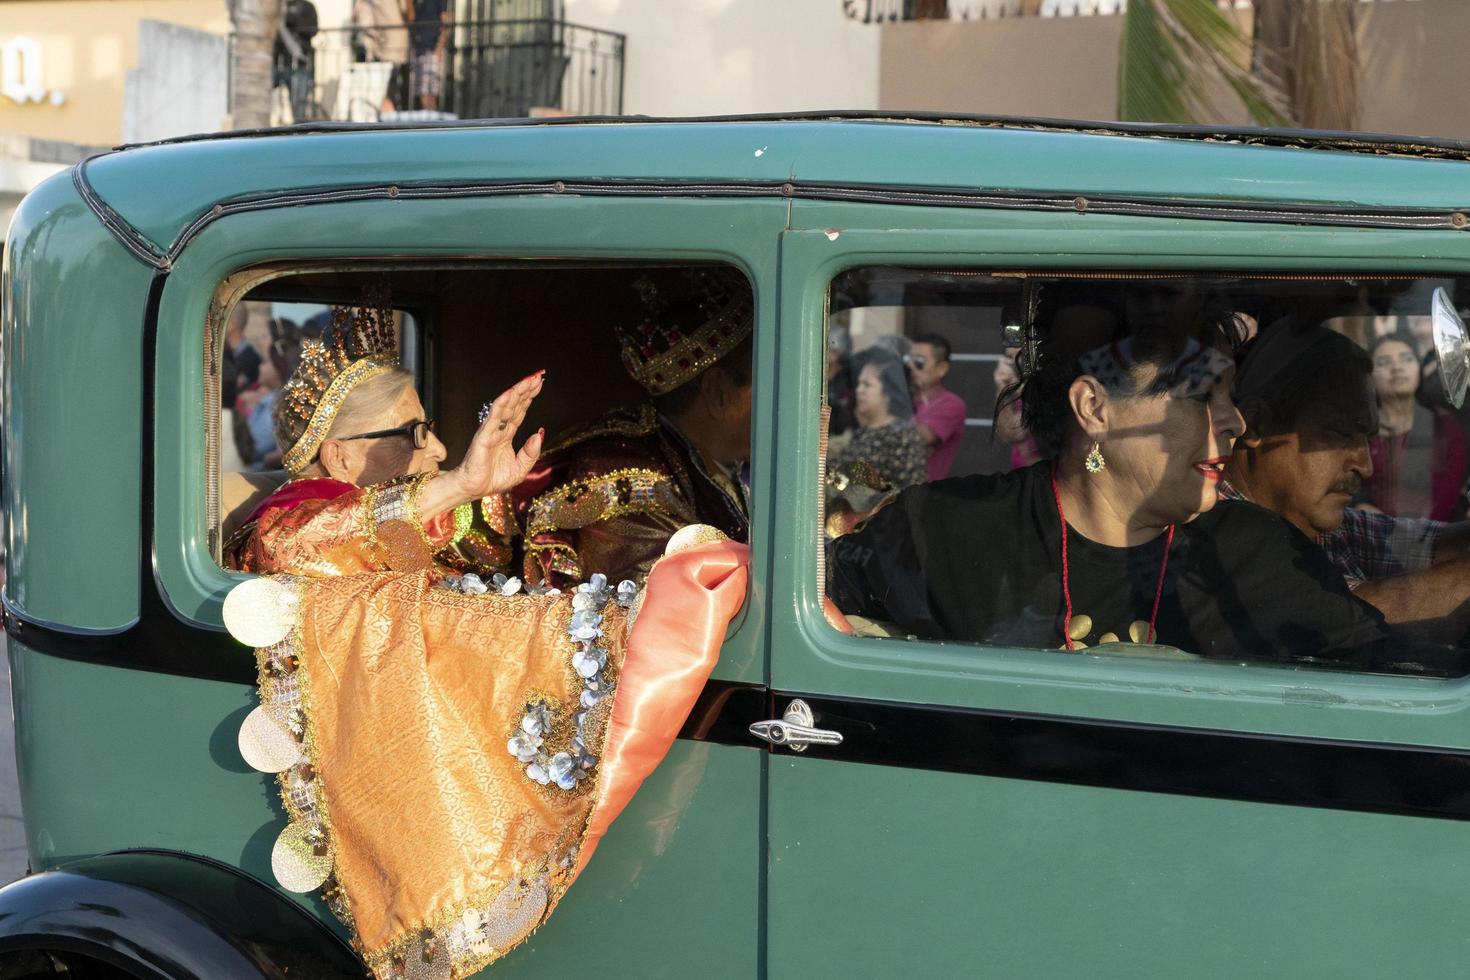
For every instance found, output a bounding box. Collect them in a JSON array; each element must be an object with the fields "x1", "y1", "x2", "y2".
[
  {"x1": 336, "y1": 418, "x2": 436, "y2": 449},
  {"x1": 903, "y1": 354, "x2": 928, "y2": 370}
]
